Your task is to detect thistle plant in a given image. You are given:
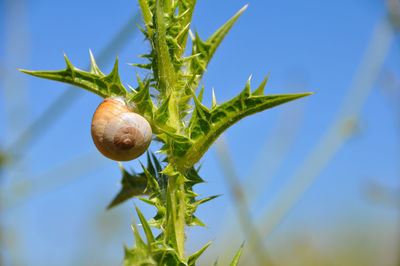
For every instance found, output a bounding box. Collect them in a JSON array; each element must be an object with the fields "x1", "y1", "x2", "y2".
[{"x1": 20, "y1": 0, "x2": 311, "y2": 264}]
